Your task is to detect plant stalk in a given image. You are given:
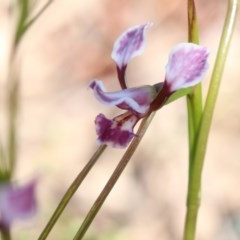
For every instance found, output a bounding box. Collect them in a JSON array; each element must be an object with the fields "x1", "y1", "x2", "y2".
[
  {"x1": 0, "y1": 228, "x2": 11, "y2": 240},
  {"x1": 184, "y1": 0, "x2": 239, "y2": 239},
  {"x1": 186, "y1": 0, "x2": 202, "y2": 165},
  {"x1": 38, "y1": 145, "x2": 107, "y2": 240}
]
